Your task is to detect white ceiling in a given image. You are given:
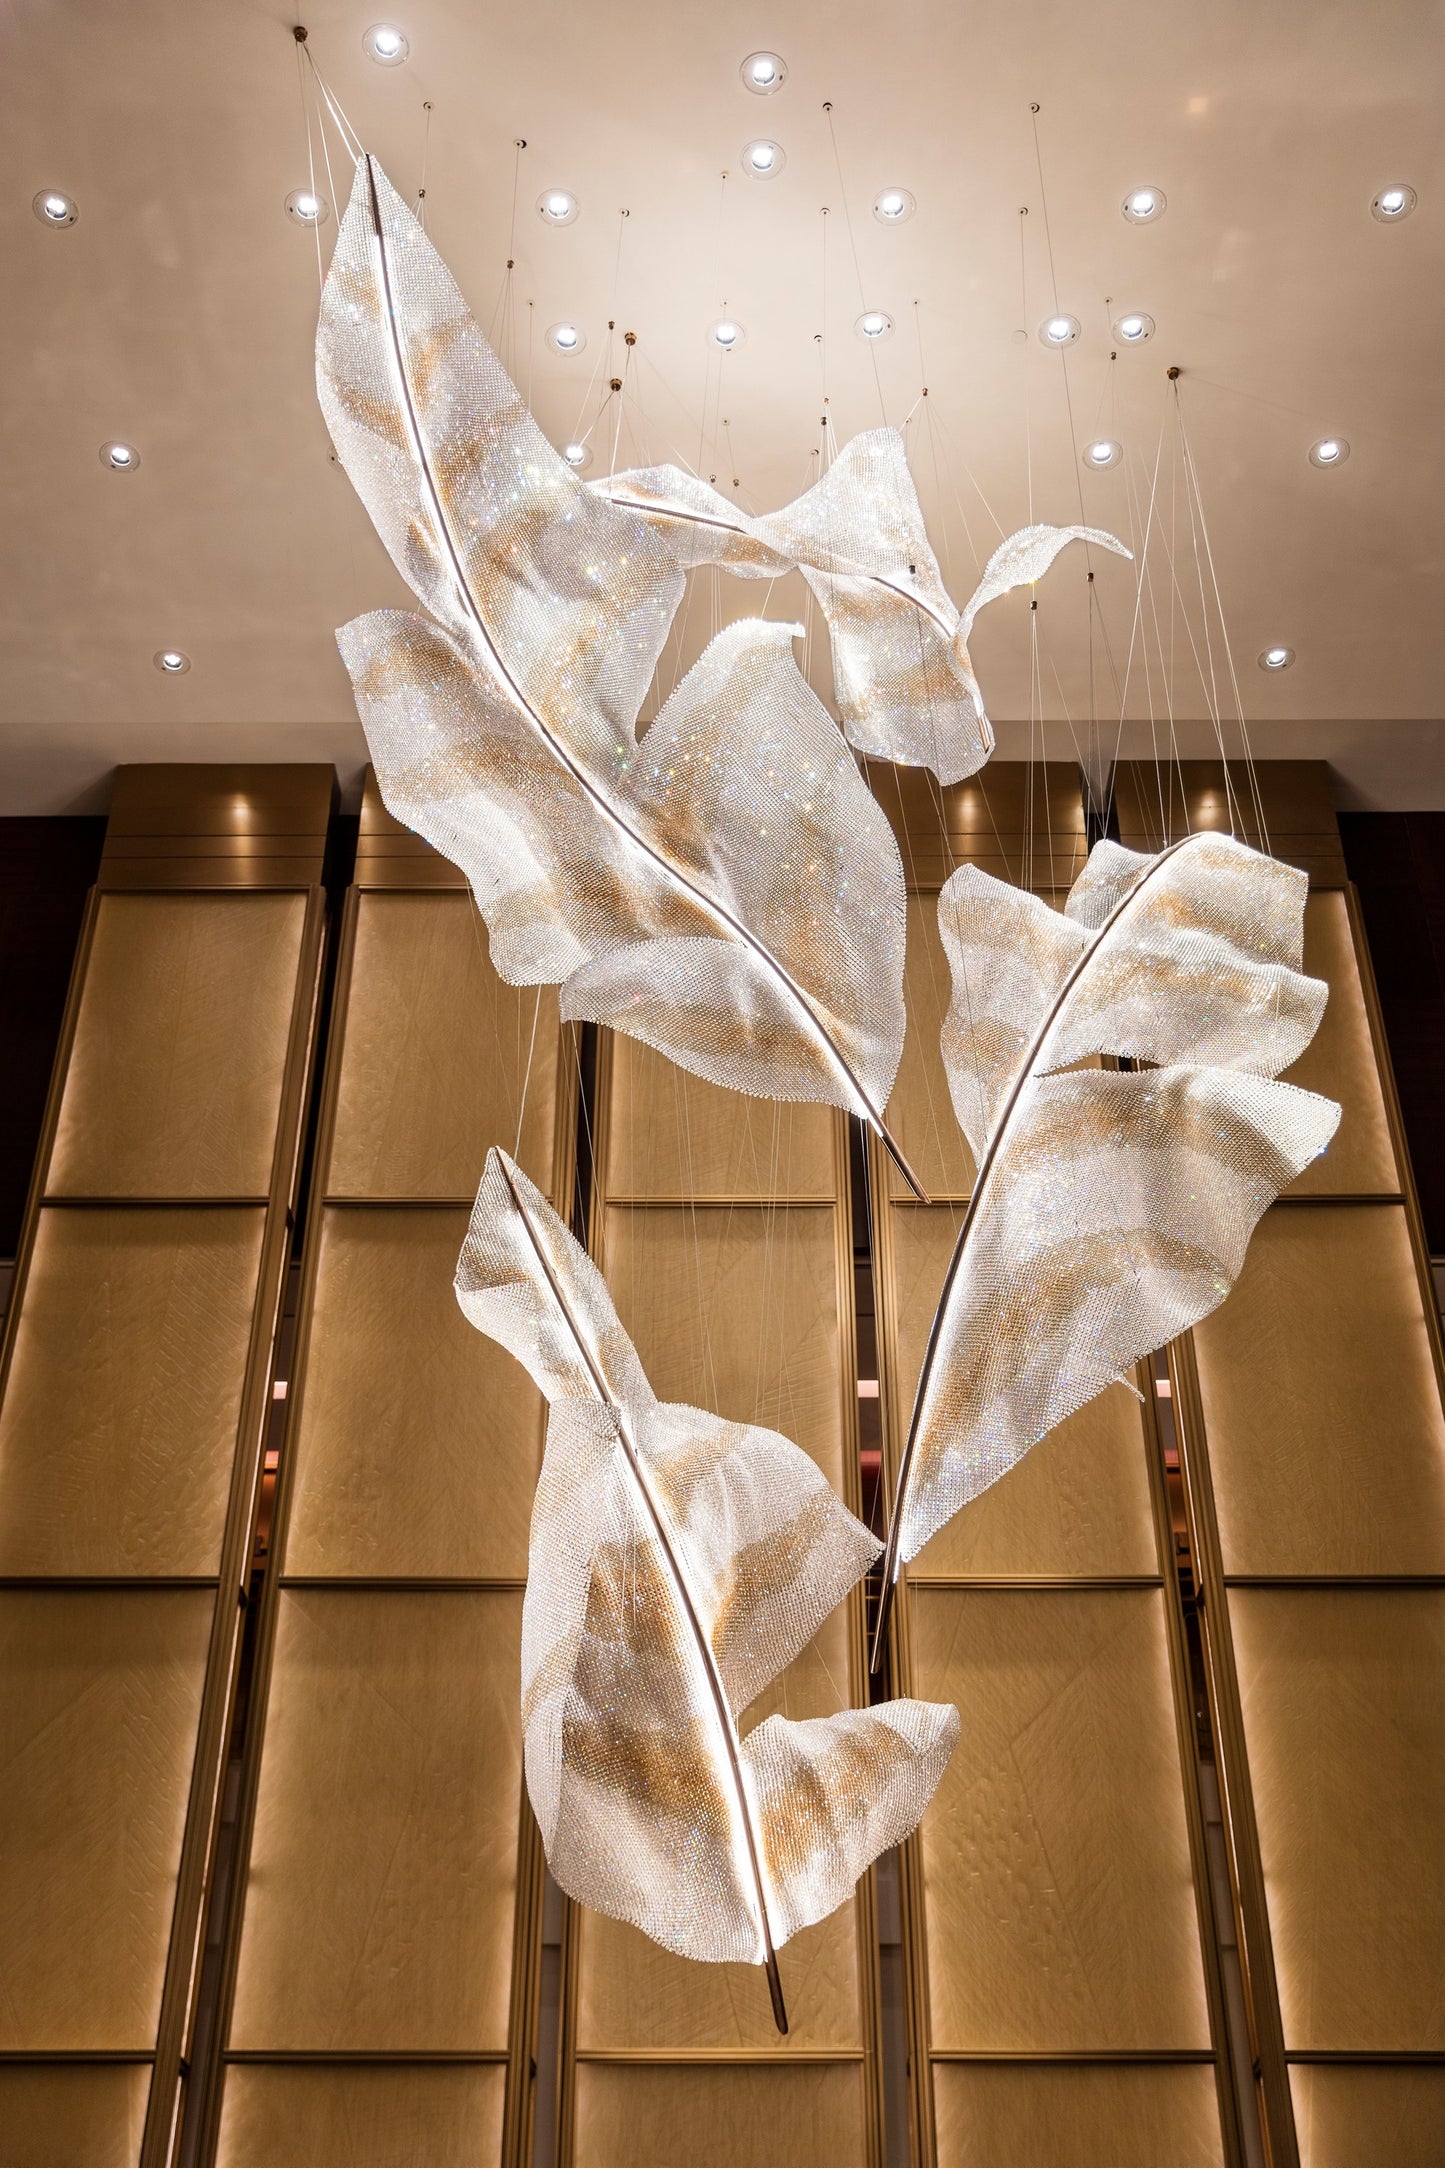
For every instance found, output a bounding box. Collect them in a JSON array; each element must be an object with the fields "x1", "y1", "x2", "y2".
[{"x1": 3, "y1": 0, "x2": 1443, "y2": 812}]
